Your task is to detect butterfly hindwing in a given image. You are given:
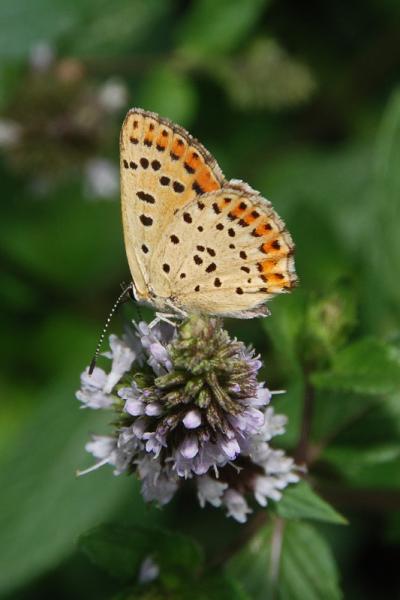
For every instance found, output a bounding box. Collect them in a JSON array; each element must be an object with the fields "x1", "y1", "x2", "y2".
[
  {"x1": 150, "y1": 184, "x2": 297, "y2": 317},
  {"x1": 120, "y1": 108, "x2": 225, "y2": 302}
]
